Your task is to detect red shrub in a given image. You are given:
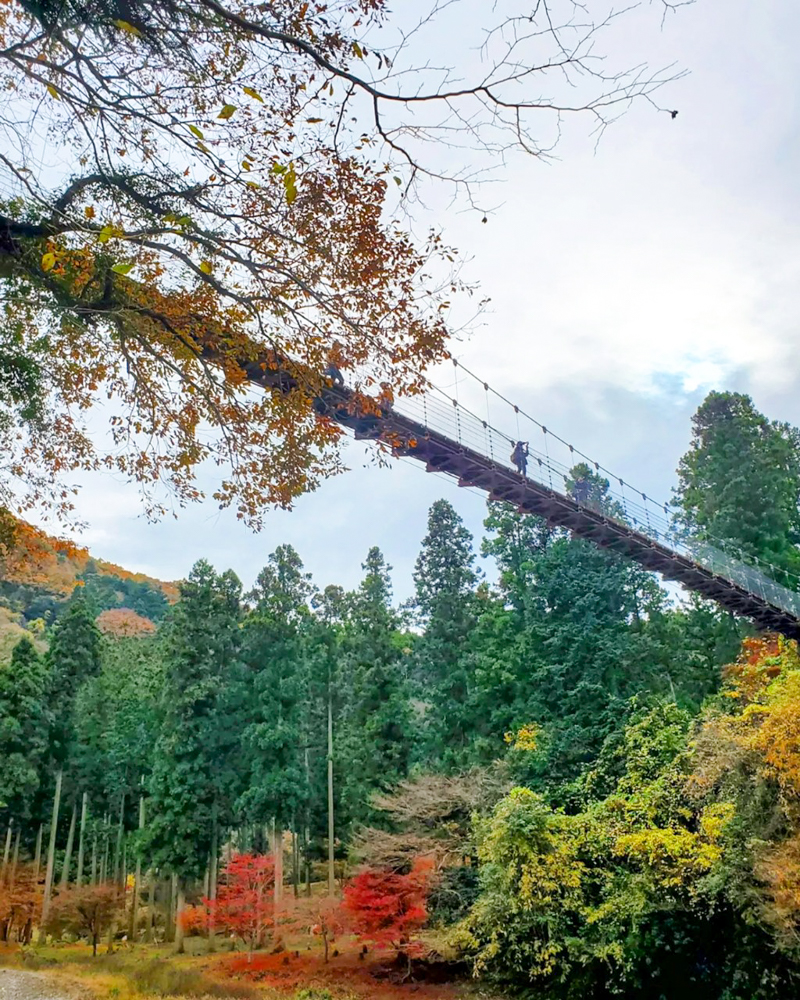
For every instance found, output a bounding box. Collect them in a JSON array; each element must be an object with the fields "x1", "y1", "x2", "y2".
[{"x1": 343, "y1": 856, "x2": 434, "y2": 964}]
